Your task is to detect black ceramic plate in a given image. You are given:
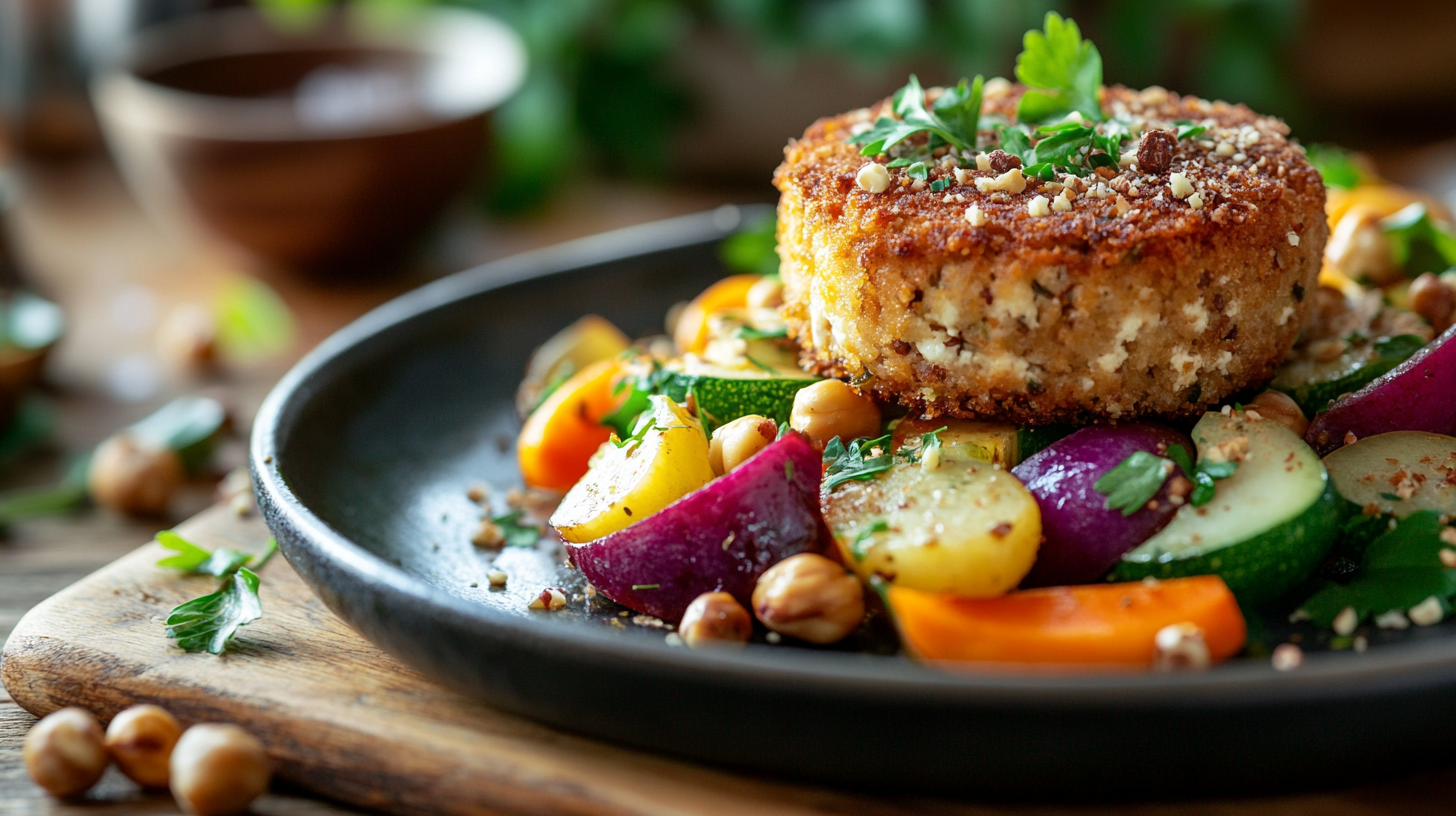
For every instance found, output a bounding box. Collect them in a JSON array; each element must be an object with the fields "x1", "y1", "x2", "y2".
[{"x1": 253, "y1": 206, "x2": 1456, "y2": 797}]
